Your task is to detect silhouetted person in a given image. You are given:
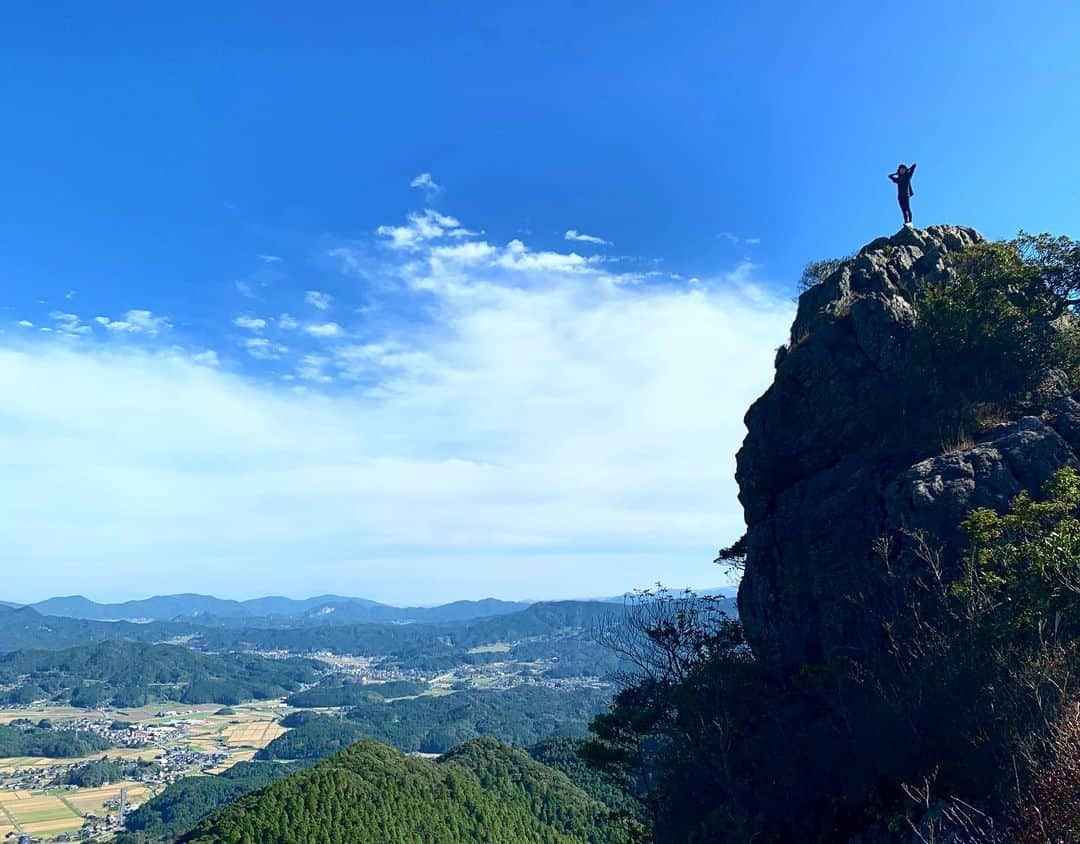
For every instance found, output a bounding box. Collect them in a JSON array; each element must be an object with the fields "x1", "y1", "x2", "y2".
[{"x1": 889, "y1": 163, "x2": 916, "y2": 225}]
